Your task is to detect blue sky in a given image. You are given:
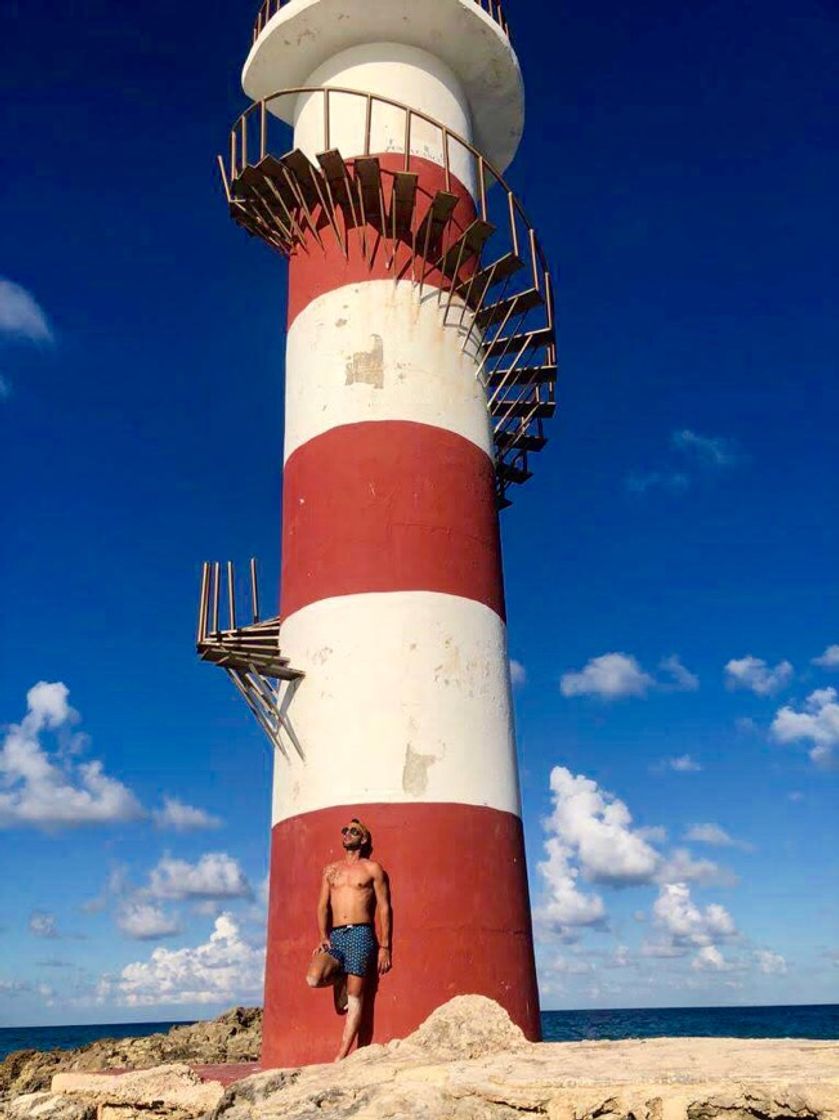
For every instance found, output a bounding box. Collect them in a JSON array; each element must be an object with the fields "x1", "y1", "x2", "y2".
[{"x1": 1, "y1": 0, "x2": 837, "y2": 1025}]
